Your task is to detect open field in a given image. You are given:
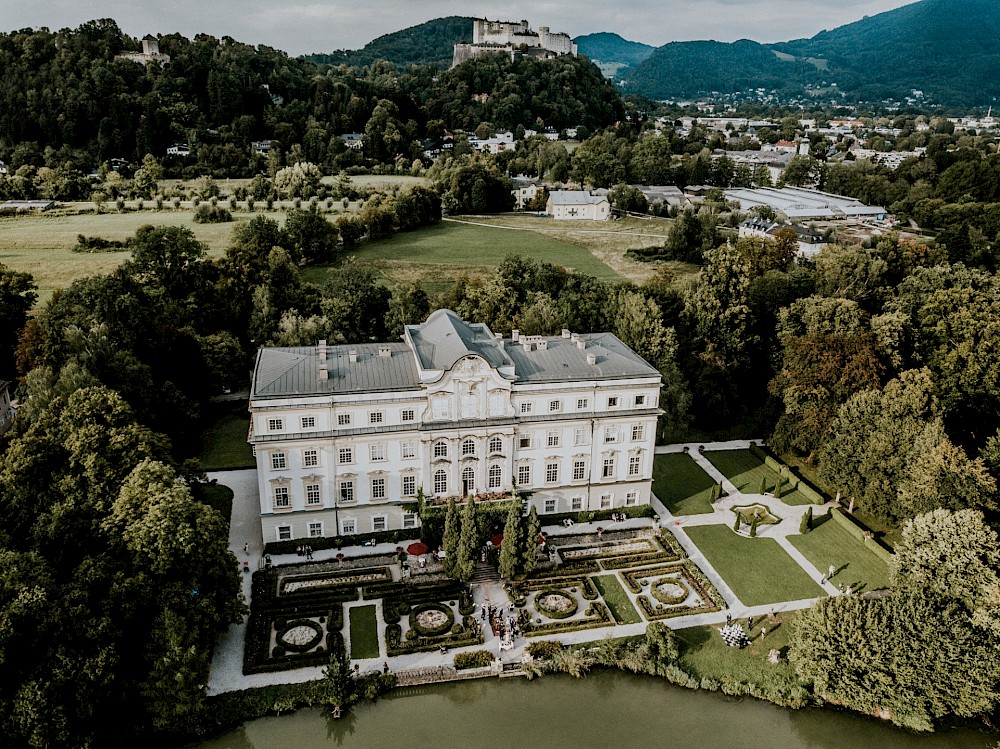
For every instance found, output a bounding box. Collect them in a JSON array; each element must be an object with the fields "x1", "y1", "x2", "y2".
[
  {"x1": 789, "y1": 514, "x2": 891, "y2": 593},
  {"x1": 684, "y1": 524, "x2": 825, "y2": 606},
  {"x1": 704, "y1": 449, "x2": 815, "y2": 506},
  {"x1": 651, "y1": 452, "x2": 717, "y2": 515}
]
